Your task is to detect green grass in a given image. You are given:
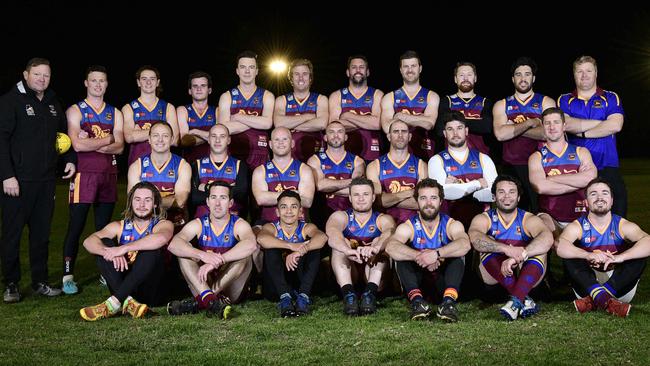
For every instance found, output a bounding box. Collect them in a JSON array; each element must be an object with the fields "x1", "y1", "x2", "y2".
[{"x1": 2, "y1": 160, "x2": 650, "y2": 365}]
